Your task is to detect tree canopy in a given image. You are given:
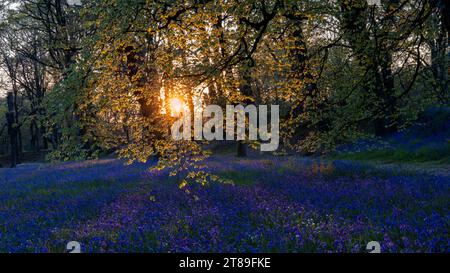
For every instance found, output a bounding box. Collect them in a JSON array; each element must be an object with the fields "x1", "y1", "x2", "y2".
[{"x1": 0, "y1": 0, "x2": 448, "y2": 182}]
